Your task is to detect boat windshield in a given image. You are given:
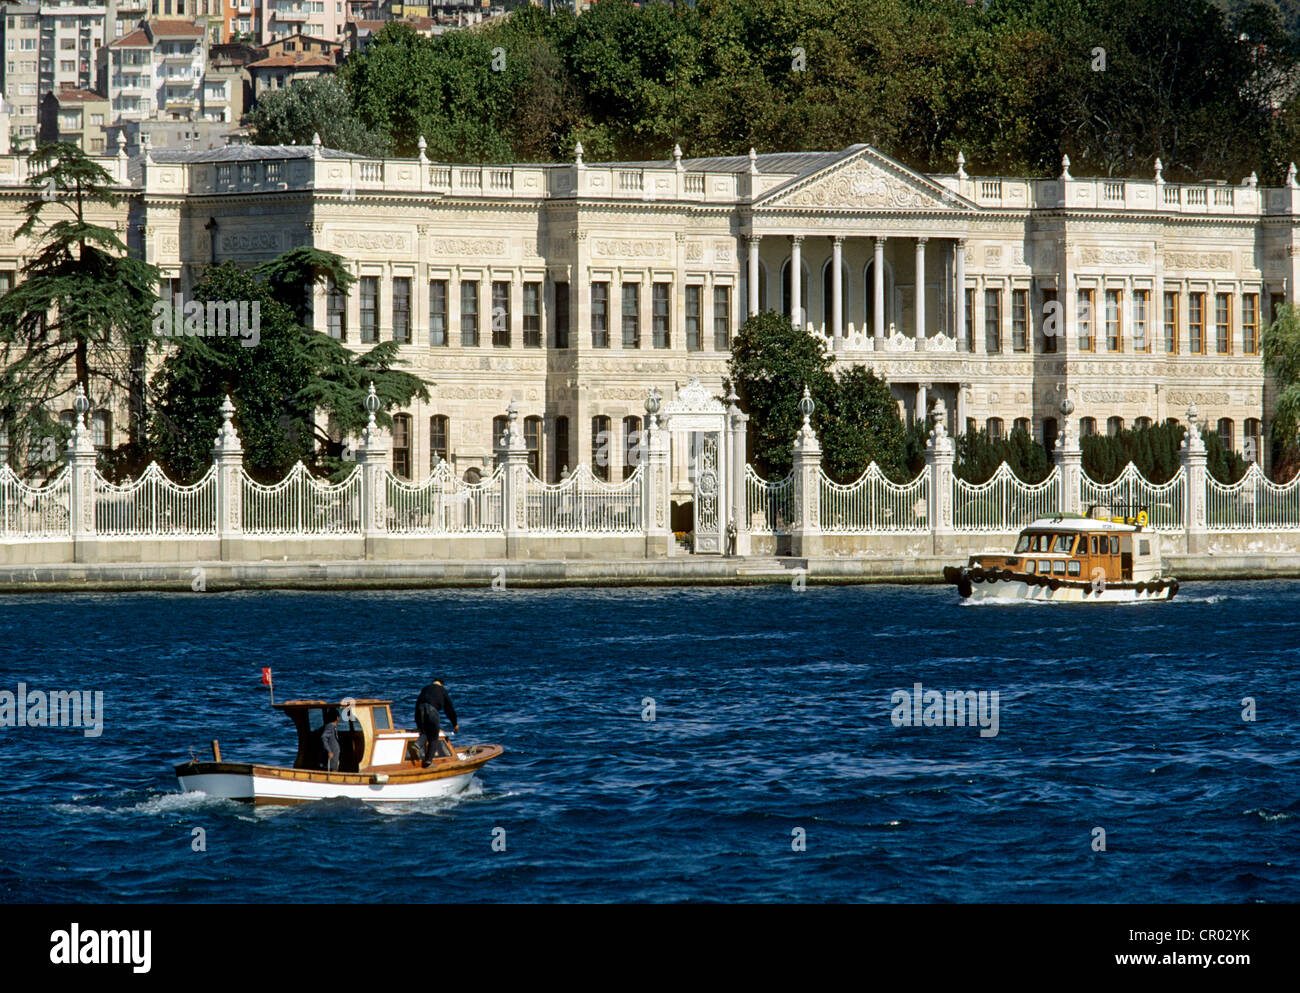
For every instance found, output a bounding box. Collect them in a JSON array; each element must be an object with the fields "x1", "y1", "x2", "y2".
[
  {"x1": 1015, "y1": 533, "x2": 1033, "y2": 553},
  {"x1": 1053, "y1": 534, "x2": 1073, "y2": 554}
]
